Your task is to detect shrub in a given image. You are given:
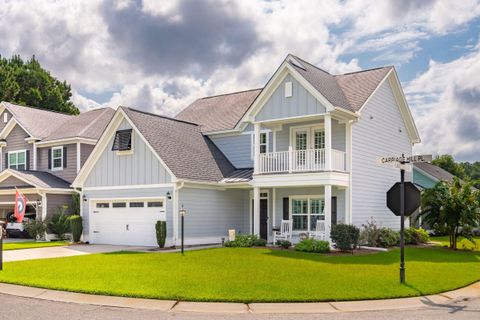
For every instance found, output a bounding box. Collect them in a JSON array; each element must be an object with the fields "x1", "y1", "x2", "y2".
[
  {"x1": 25, "y1": 219, "x2": 47, "y2": 240},
  {"x1": 277, "y1": 240, "x2": 292, "y2": 249},
  {"x1": 155, "y1": 221, "x2": 167, "y2": 248},
  {"x1": 225, "y1": 234, "x2": 258, "y2": 247},
  {"x1": 68, "y1": 215, "x2": 83, "y2": 242},
  {"x1": 47, "y1": 213, "x2": 71, "y2": 240},
  {"x1": 360, "y1": 217, "x2": 381, "y2": 247},
  {"x1": 405, "y1": 227, "x2": 430, "y2": 245},
  {"x1": 295, "y1": 239, "x2": 330, "y2": 253},
  {"x1": 253, "y1": 238, "x2": 267, "y2": 247},
  {"x1": 331, "y1": 224, "x2": 360, "y2": 252},
  {"x1": 377, "y1": 227, "x2": 400, "y2": 248}
]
